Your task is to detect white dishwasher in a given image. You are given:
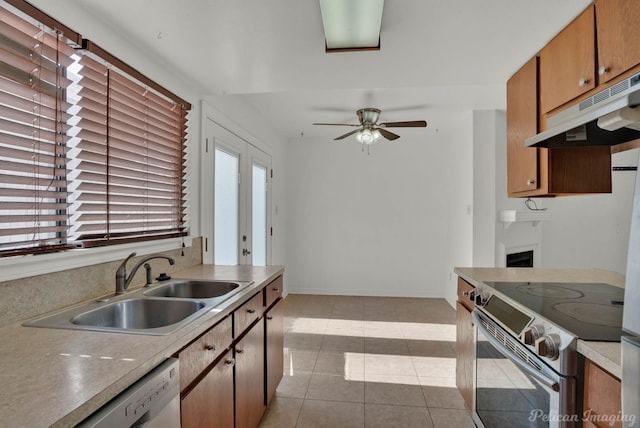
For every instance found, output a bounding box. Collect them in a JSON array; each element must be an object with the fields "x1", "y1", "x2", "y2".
[{"x1": 78, "y1": 358, "x2": 181, "y2": 428}]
